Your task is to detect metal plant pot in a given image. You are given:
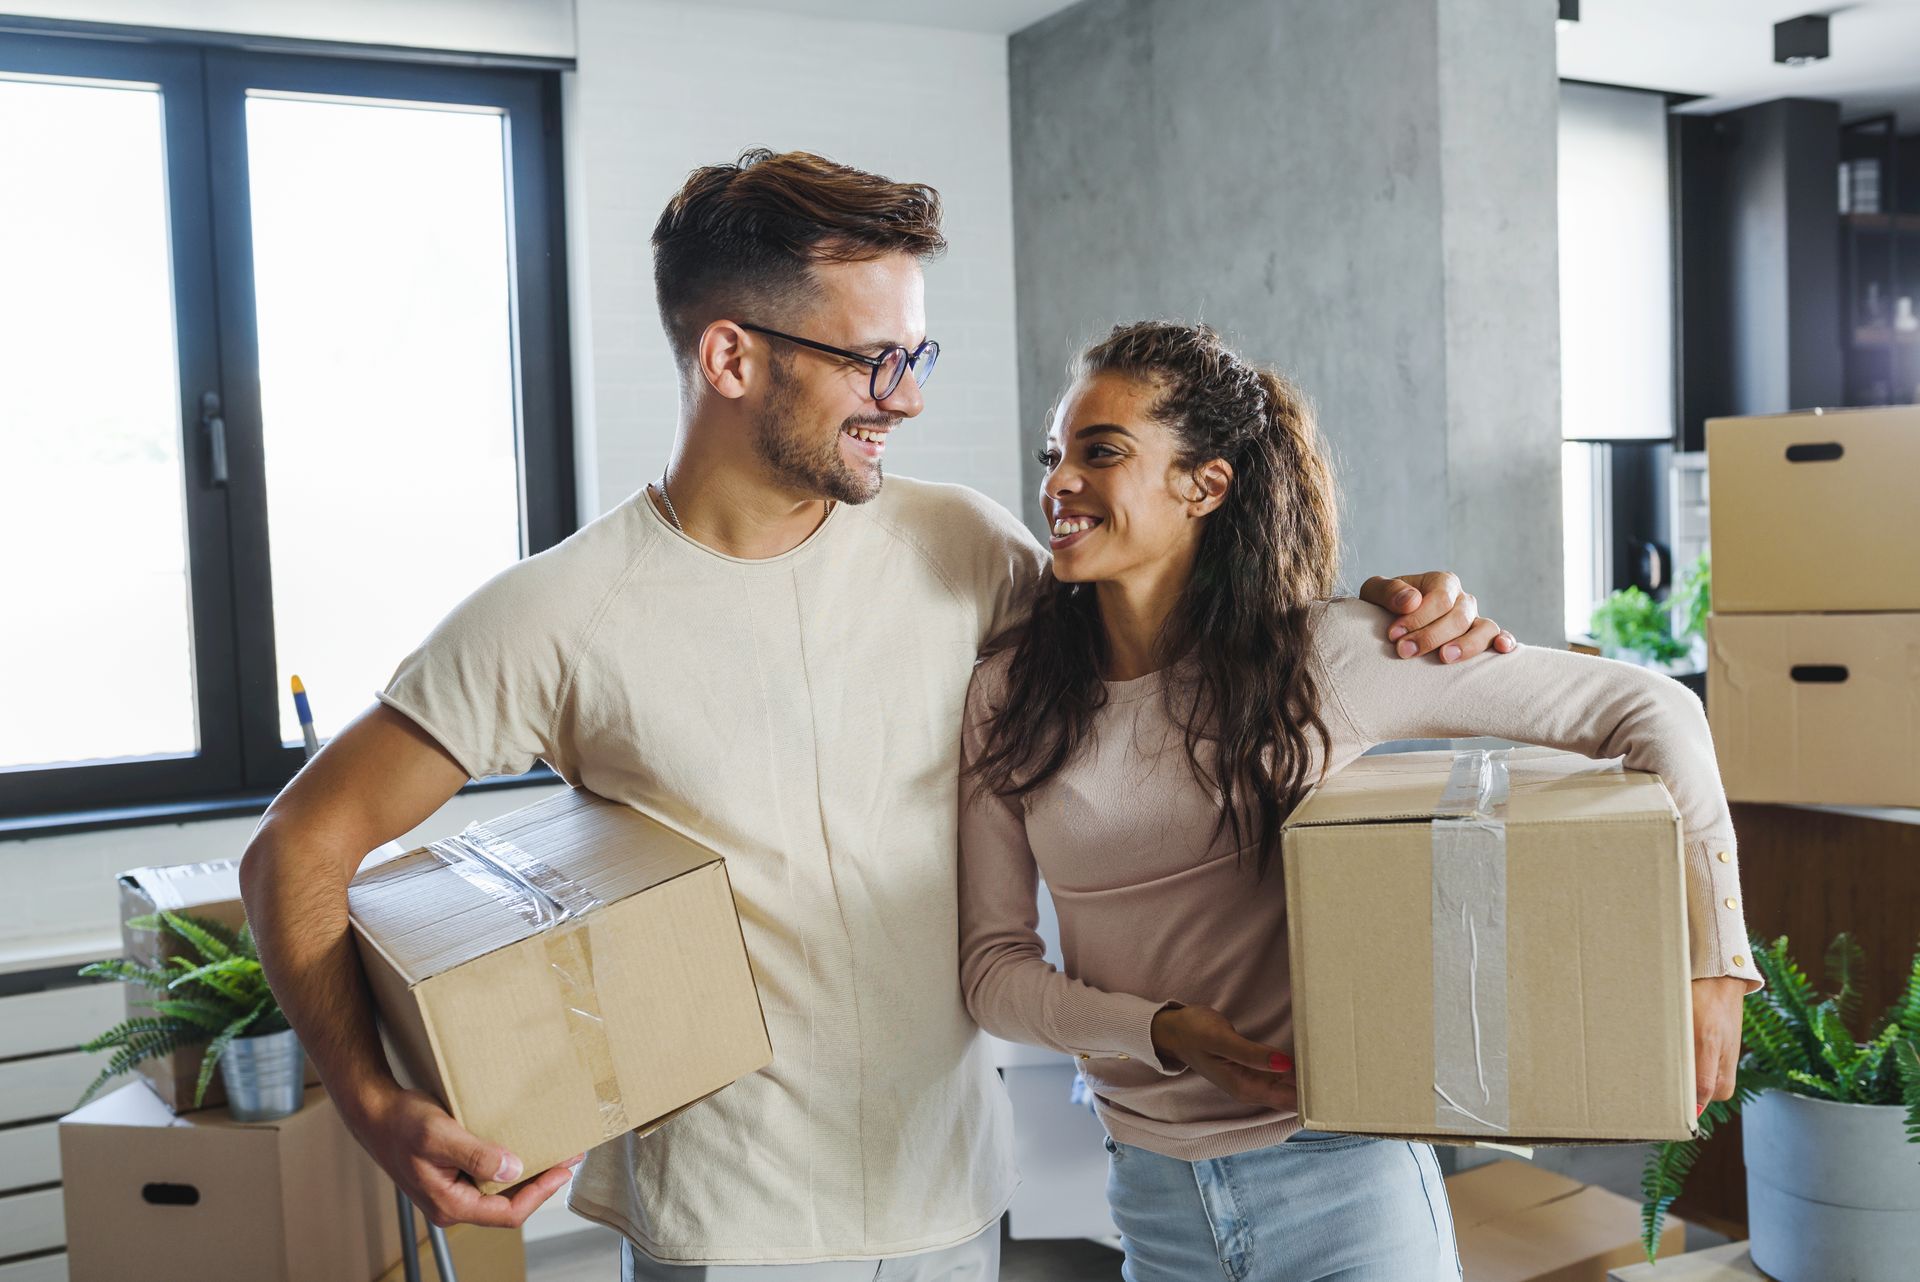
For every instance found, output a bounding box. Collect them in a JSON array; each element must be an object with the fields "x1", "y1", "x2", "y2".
[
  {"x1": 218, "y1": 1027, "x2": 306, "y2": 1122},
  {"x1": 1744, "y1": 1088, "x2": 1920, "y2": 1282}
]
